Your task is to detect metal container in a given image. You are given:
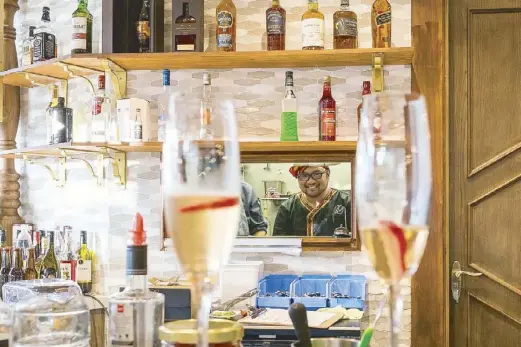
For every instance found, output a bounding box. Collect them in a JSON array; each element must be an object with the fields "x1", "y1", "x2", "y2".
[{"x1": 292, "y1": 338, "x2": 360, "y2": 347}]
